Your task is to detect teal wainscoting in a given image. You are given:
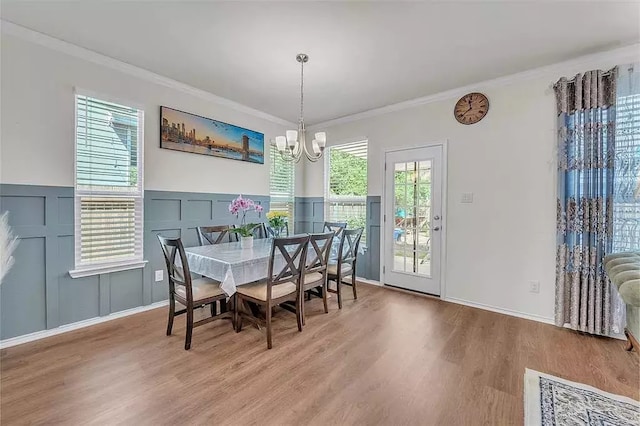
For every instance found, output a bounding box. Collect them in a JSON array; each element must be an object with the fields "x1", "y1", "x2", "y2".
[
  {"x1": 0, "y1": 184, "x2": 268, "y2": 340},
  {"x1": 294, "y1": 197, "x2": 325, "y2": 234}
]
